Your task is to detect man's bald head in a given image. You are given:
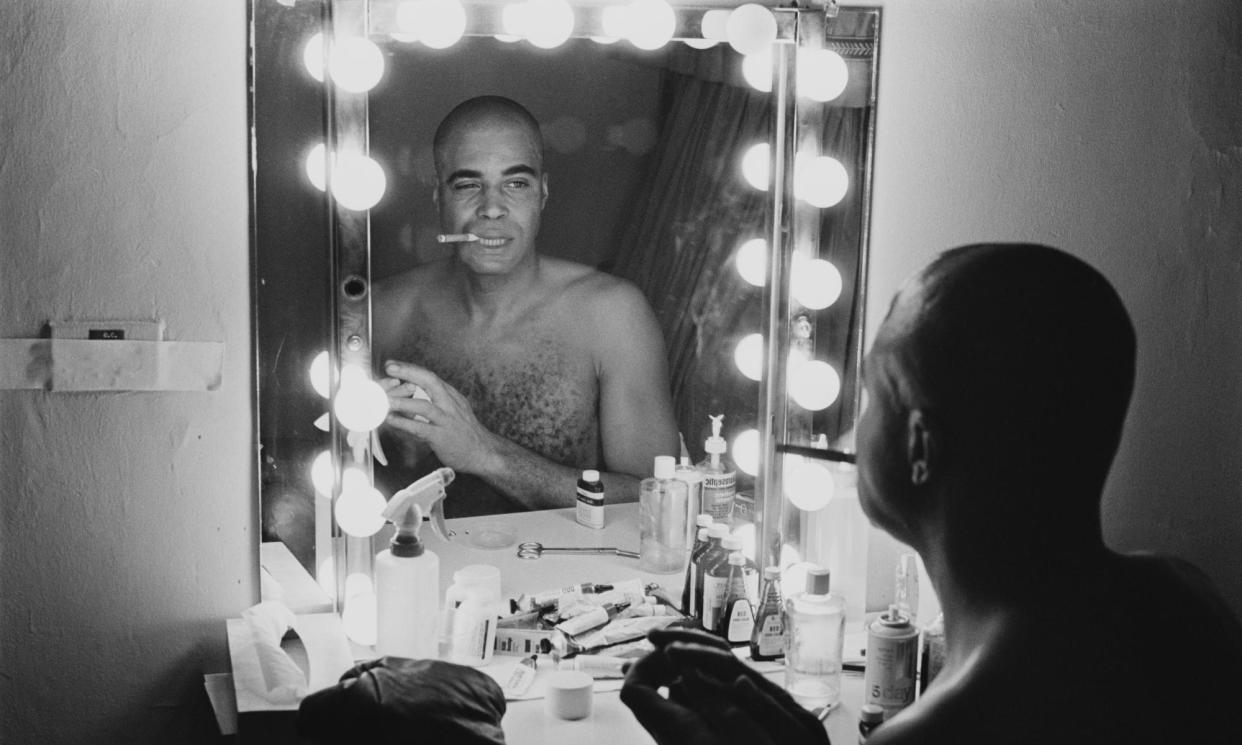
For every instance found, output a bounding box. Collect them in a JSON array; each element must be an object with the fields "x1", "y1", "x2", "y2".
[
  {"x1": 874, "y1": 243, "x2": 1136, "y2": 494},
  {"x1": 432, "y1": 96, "x2": 544, "y2": 177}
]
